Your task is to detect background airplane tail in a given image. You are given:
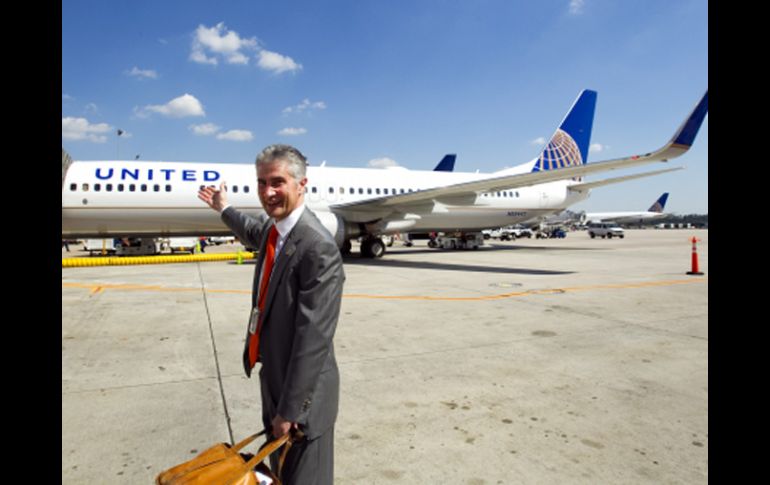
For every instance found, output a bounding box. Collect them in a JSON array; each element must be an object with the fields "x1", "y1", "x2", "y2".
[
  {"x1": 648, "y1": 192, "x2": 669, "y2": 213},
  {"x1": 433, "y1": 154, "x2": 456, "y2": 172},
  {"x1": 532, "y1": 89, "x2": 597, "y2": 173}
]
